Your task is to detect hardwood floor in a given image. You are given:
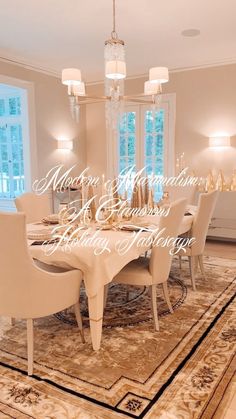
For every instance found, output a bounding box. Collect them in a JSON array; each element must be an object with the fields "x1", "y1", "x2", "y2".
[{"x1": 205, "y1": 239, "x2": 236, "y2": 259}]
